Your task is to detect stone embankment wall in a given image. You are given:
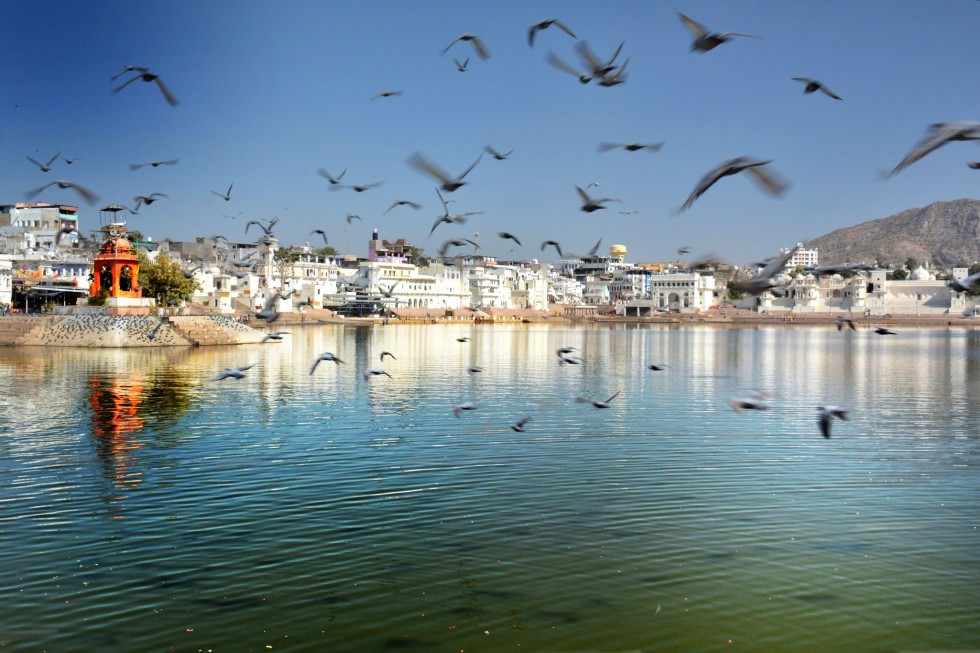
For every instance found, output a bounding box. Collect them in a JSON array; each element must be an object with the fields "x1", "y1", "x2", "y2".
[{"x1": 0, "y1": 315, "x2": 267, "y2": 347}]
